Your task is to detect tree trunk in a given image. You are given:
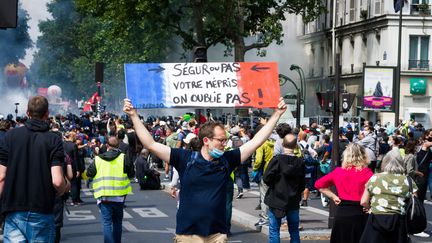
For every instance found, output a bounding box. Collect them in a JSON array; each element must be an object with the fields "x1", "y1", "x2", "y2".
[
  {"x1": 192, "y1": 0, "x2": 205, "y2": 46},
  {"x1": 234, "y1": 0, "x2": 245, "y2": 62}
]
